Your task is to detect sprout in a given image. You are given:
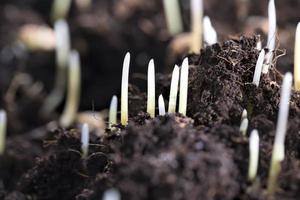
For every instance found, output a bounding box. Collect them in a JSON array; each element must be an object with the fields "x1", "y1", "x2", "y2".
[
  {"x1": 81, "y1": 123, "x2": 89, "y2": 158},
  {"x1": 158, "y1": 94, "x2": 166, "y2": 116},
  {"x1": 51, "y1": 0, "x2": 72, "y2": 22},
  {"x1": 248, "y1": 129, "x2": 260, "y2": 182},
  {"x1": 162, "y1": 0, "x2": 183, "y2": 36},
  {"x1": 190, "y1": 0, "x2": 203, "y2": 53},
  {"x1": 203, "y1": 16, "x2": 217, "y2": 46},
  {"x1": 239, "y1": 118, "x2": 249, "y2": 137},
  {"x1": 60, "y1": 50, "x2": 81, "y2": 127},
  {"x1": 178, "y1": 58, "x2": 189, "y2": 116},
  {"x1": 168, "y1": 65, "x2": 180, "y2": 113},
  {"x1": 0, "y1": 110, "x2": 7, "y2": 155},
  {"x1": 103, "y1": 188, "x2": 121, "y2": 200},
  {"x1": 267, "y1": 72, "x2": 292, "y2": 195},
  {"x1": 241, "y1": 109, "x2": 247, "y2": 121},
  {"x1": 108, "y1": 95, "x2": 118, "y2": 130},
  {"x1": 256, "y1": 35, "x2": 262, "y2": 51},
  {"x1": 252, "y1": 50, "x2": 266, "y2": 87},
  {"x1": 147, "y1": 59, "x2": 155, "y2": 118},
  {"x1": 294, "y1": 22, "x2": 300, "y2": 91},
  {"x1": 41, "y1": 20, "x2": 70, "y2": 116},
  {"x1": 121, "y1": 52, "x2": 130, "y2": 126}
]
